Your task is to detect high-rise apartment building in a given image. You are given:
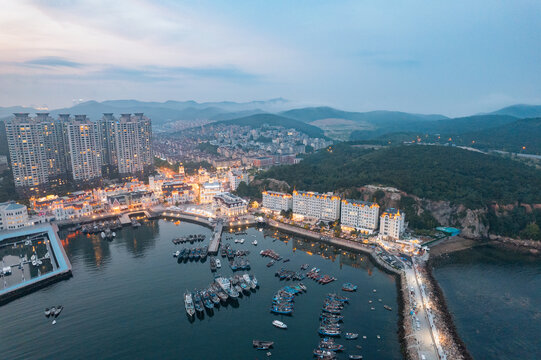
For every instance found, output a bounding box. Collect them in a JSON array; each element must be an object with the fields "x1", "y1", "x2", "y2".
[
  {"x1": 5, "y1": 113, "x2": 50, "y2": 193},
  {"x1": 98, "y1": 113, "x2": 118, "y2": 168},
  {"x1": 64, "y1": 115, "x2": 102, "y2": 182},
  {"x1": 114, "y1": 113, "x2": 153, "y2": 175}
]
